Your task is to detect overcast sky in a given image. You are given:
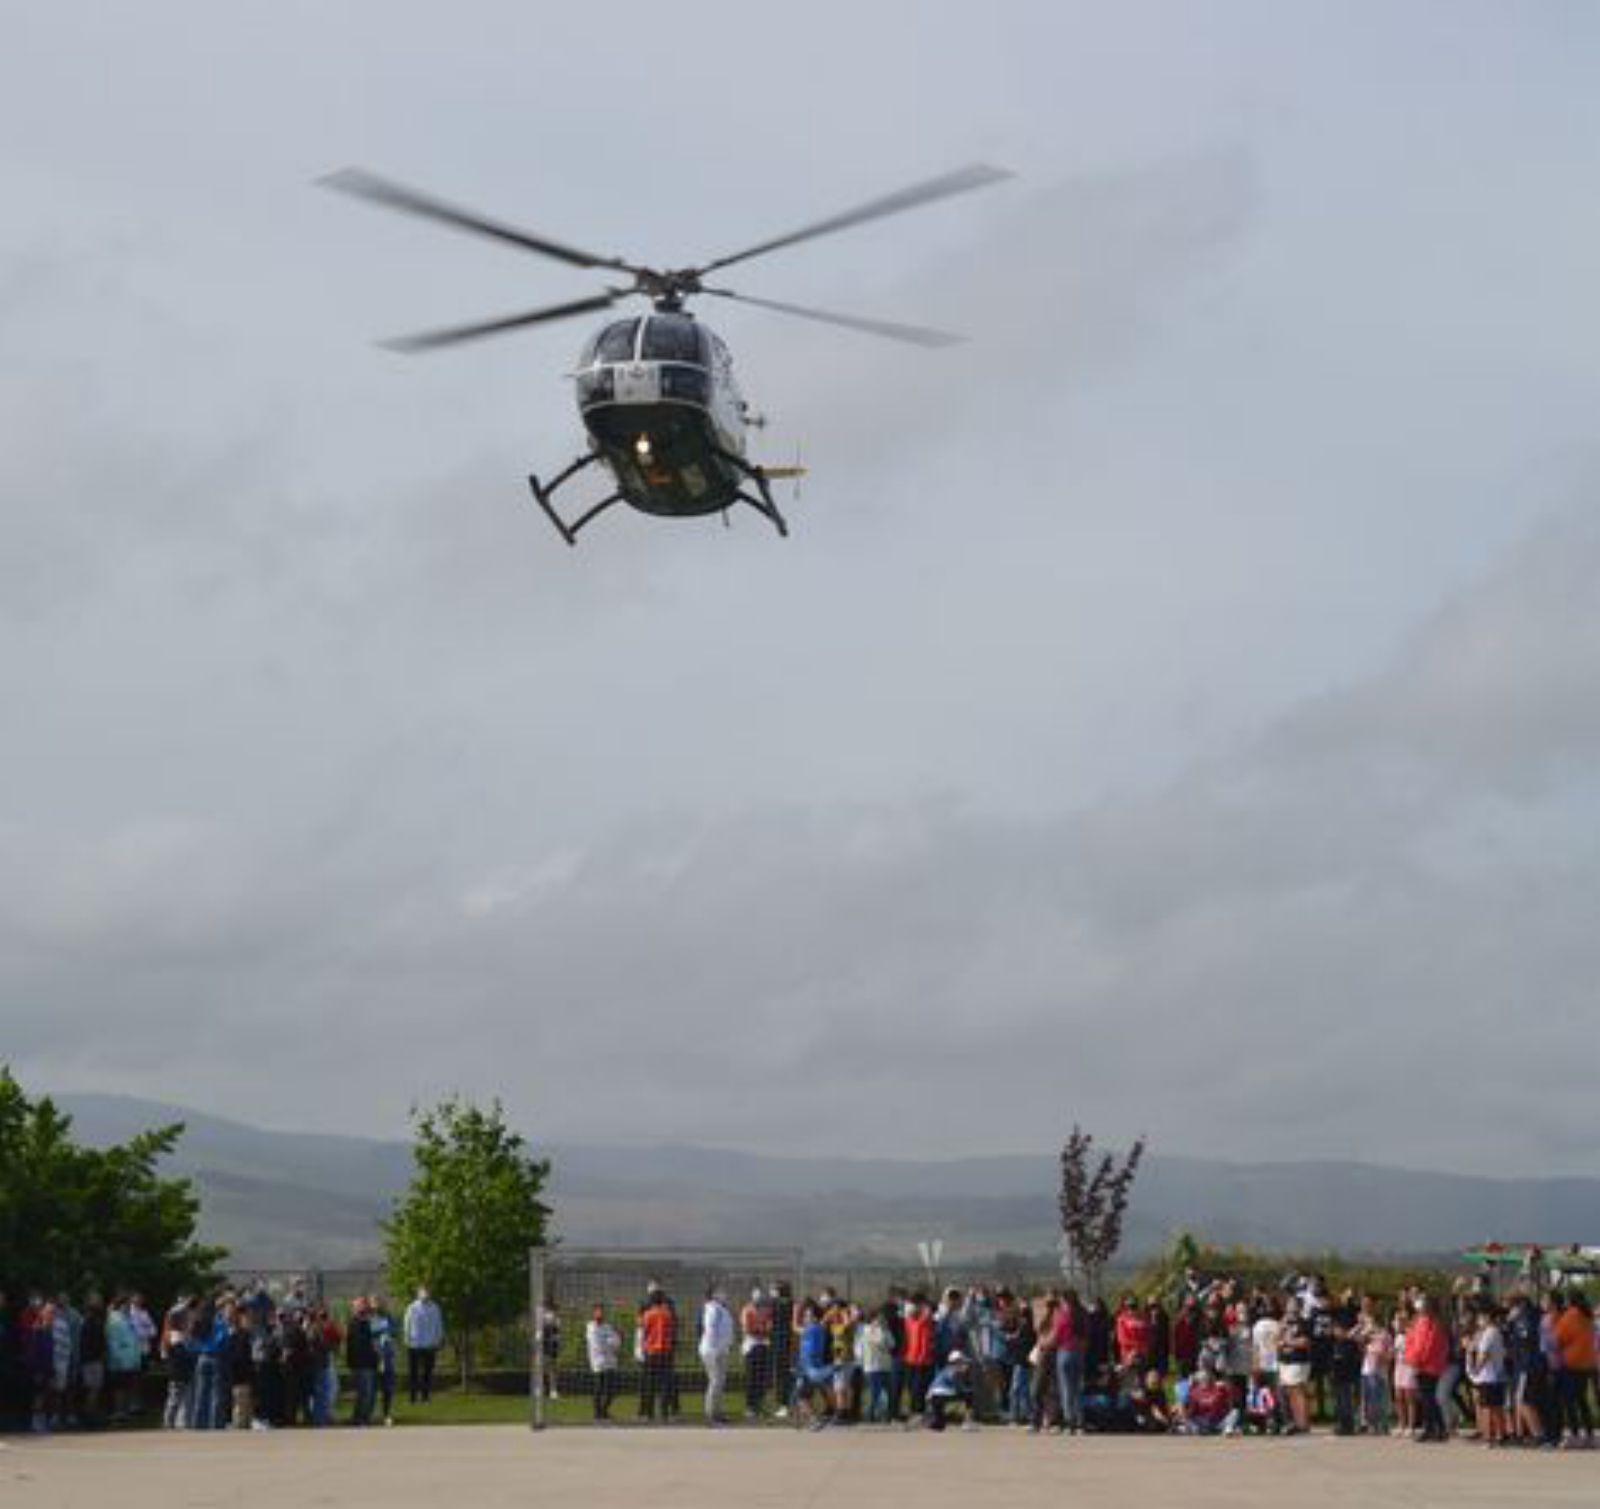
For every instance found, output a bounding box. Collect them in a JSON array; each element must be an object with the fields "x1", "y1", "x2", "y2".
[{"x1": 4, "y1": 1, "x2": 1598, "y2": 1175}]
